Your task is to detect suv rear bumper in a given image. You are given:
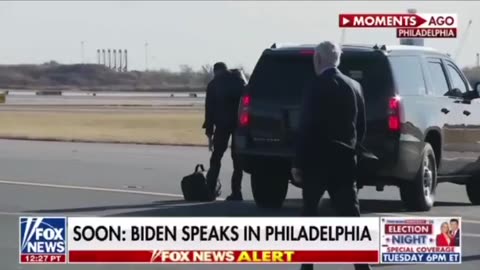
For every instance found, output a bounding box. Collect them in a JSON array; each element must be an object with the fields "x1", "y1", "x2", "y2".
[{"x1": 236, "y1": 135, "x2": 424, "y2": 187}]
